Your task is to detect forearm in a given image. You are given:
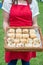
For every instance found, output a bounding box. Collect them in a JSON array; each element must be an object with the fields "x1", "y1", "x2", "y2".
[
  {"x1": 3, "y1": 21, "x2": 9, "y2": 32},
  {"x1": 32, "y1": 16, "x2": 38, "y2": 26},
  {"x1": 3, "y1": 10, "x2": 9, "y2": 32}
]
